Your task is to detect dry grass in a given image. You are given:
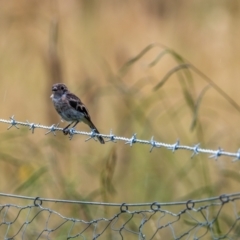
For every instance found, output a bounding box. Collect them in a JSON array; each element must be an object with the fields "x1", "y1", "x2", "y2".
[{"x1": 0, "y1": 0, "x2": 240, "y2": 237}]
